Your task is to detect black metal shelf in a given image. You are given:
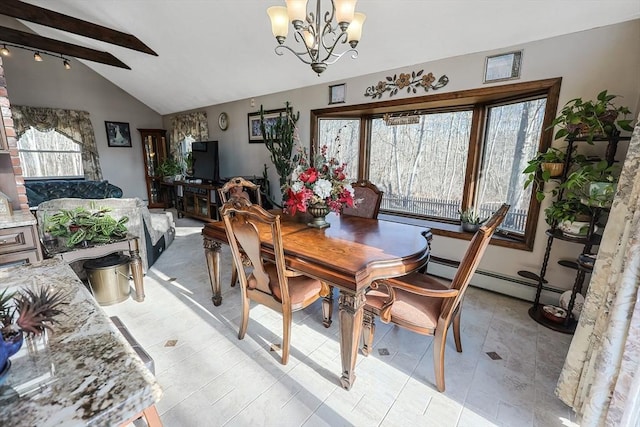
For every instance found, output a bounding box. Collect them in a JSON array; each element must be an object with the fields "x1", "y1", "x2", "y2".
[{"x1": 528, "y1": 305, "x2": 576, "y2": 334}]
